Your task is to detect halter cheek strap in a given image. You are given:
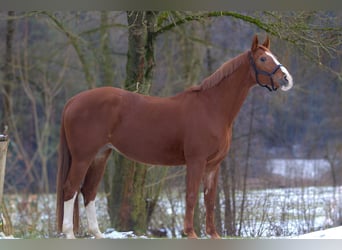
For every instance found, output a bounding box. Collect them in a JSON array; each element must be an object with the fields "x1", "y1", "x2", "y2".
[{"x1": 248, "y1": 51, "x2": 282, "y2": 92}]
